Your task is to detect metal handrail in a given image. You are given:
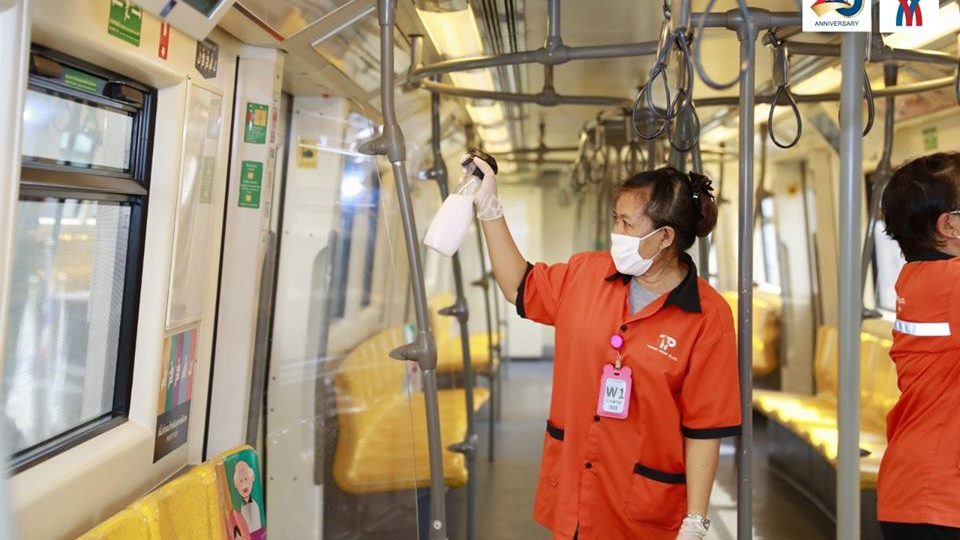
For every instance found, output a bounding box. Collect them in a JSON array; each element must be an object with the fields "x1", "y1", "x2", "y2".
[
  {"x1": 360, "y1": 1, "x2": 447, "y2": 537},
  {"x1": 425, "y1": 83, "x2": 479, "y2": 540}
]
